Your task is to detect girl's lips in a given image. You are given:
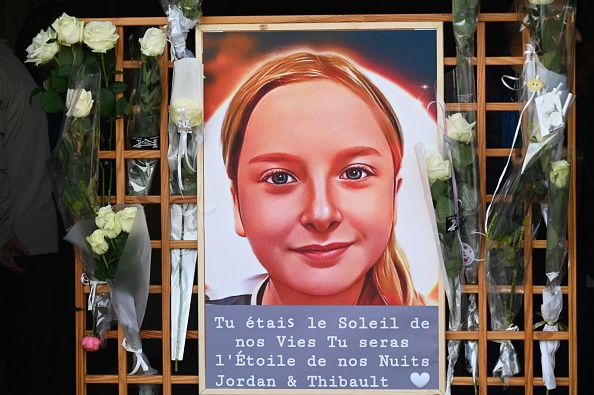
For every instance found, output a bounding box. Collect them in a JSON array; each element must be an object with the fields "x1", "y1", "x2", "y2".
[{"x1": 291, "y1": 242, "x2": 353, "y2": 261}]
